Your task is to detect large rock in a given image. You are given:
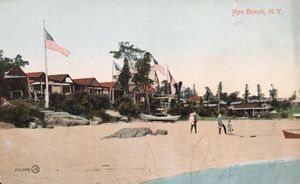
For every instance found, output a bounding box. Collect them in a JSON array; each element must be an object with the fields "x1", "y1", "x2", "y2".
[
  {"x1": 0, "y1": 122, "x2": 15, "y2": 129},
  {"x1": 104, "y1": 128, "x2": 153, "y2": 139},
  {"x1": 105, "y1": 110, "x2": 128, "y2": 123},
  {"x1": 154, "y1": 129, "x2": 168, "y2": 135},
  {"x1": 43, "y1": 111, "x2": 89, "y2": 127},
  {"x1": 90, "y1": 116, "x2": 103, "y2": 125}
]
